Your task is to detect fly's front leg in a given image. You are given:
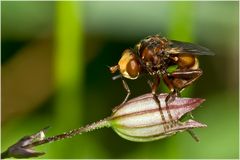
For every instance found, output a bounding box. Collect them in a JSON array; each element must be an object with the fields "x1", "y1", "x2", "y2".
[
  {"x1": 121, "y1": 79, "x2": 131, "y2": 105},
  {"x1": 150, "y1": 75, "x2": 167, "y2": 130},
  {"x1": 112, "y1": 78, "x2": 131, "y2": 112}
]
